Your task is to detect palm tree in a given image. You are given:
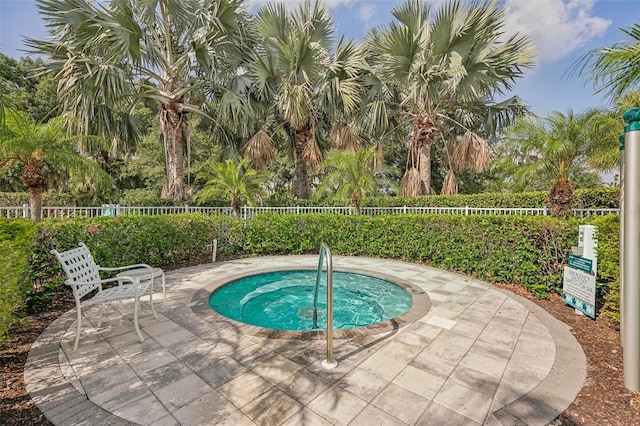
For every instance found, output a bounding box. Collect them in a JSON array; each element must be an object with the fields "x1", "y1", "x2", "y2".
[
  {"x1": 363, "y1": 0, "x2": 535, "y2": 195},
  {"x1": 244, "y1": 1, "x2": 367, "y2": 199},
  {"x1": 27, "y1": 0, "x2": 251, "y2": 201},
  {"x1": 573, "y1": 23, "x2": 640, "y2": 101},
  {"x1": 194, "y1": 158, "x2": 267, "y2": 216},
  {"x1": 501, "y1": 109, "x2": 604, "y2": 216},
  {"x1": 0, "y1": 109, "x2": 111, "y2": 221},
  {"x1": 316, "y1": 147, "x2": 394, "y2": 214}
]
